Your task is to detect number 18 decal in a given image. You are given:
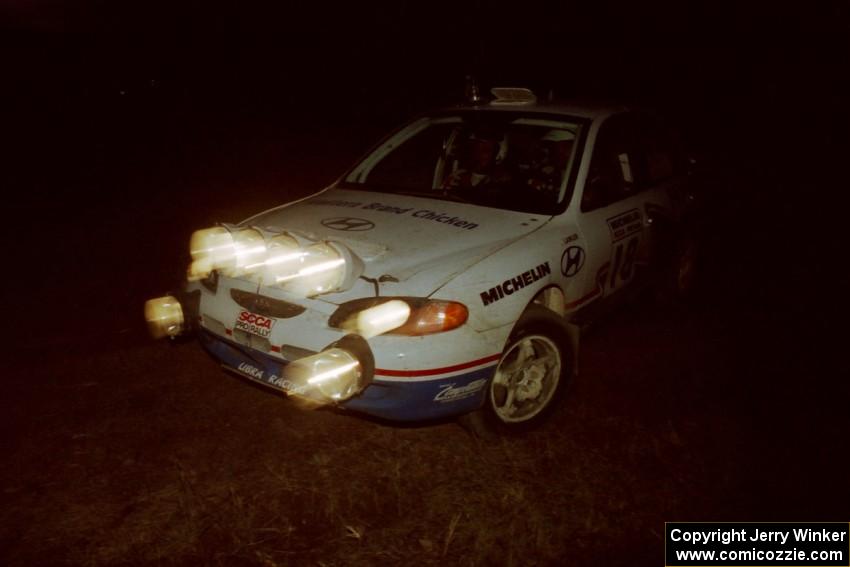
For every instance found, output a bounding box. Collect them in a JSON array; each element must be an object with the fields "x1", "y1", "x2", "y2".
[{"x1": 609, "y1": 236, "x2": 640, "y2": 291}]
